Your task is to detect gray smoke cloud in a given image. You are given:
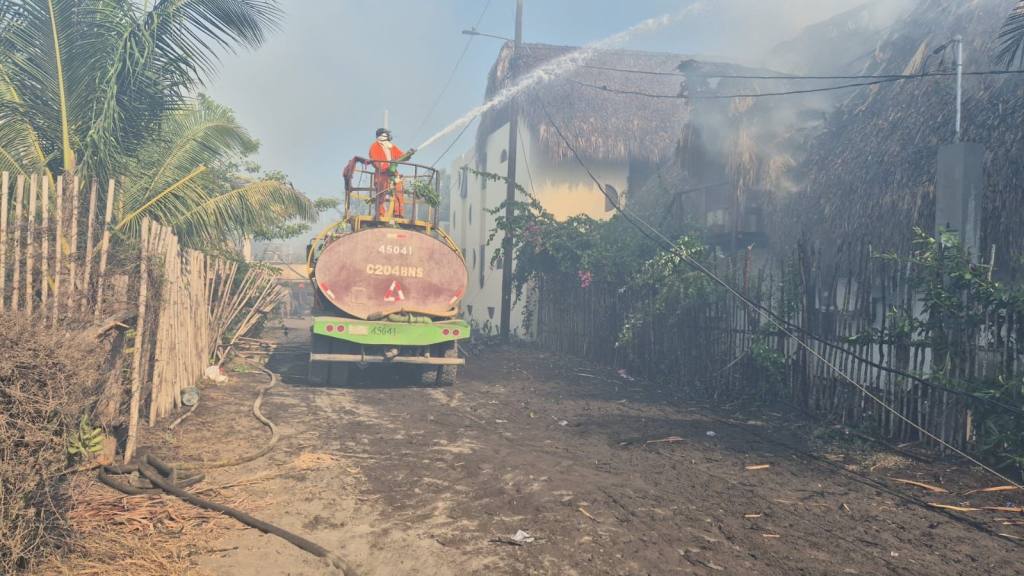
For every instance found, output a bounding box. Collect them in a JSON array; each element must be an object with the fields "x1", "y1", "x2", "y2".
[{"x1": 697, "y1": 0, "x2": 915, "y2": 67}]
